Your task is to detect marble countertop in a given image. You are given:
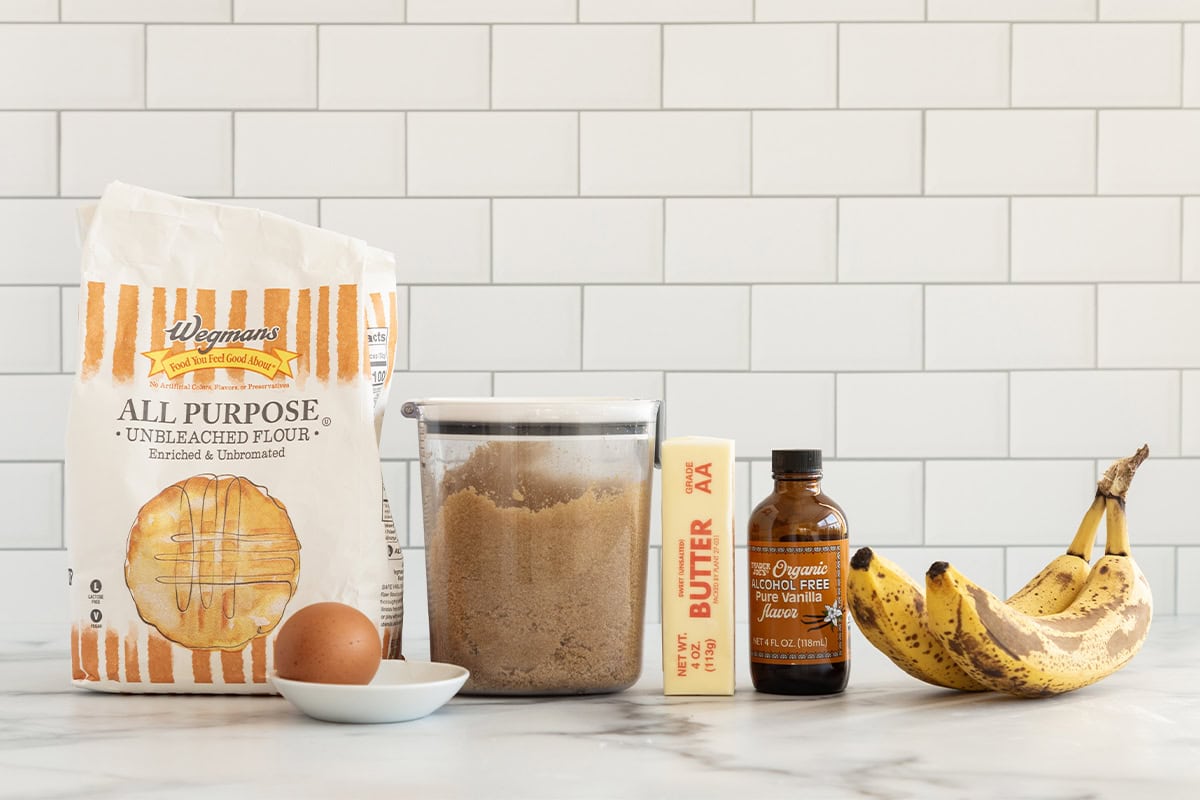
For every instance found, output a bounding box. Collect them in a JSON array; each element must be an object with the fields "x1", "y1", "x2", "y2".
[{"x1": 2, "y1": 619, "x2": 1198, "y2": 800}]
